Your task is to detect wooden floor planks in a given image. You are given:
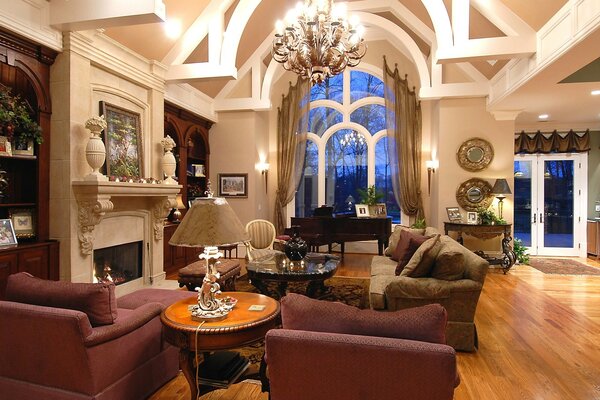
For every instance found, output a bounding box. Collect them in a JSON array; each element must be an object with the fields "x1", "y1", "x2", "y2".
[{"x1": 153, "y1": 255, "x2": 600, "y2": 400}]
